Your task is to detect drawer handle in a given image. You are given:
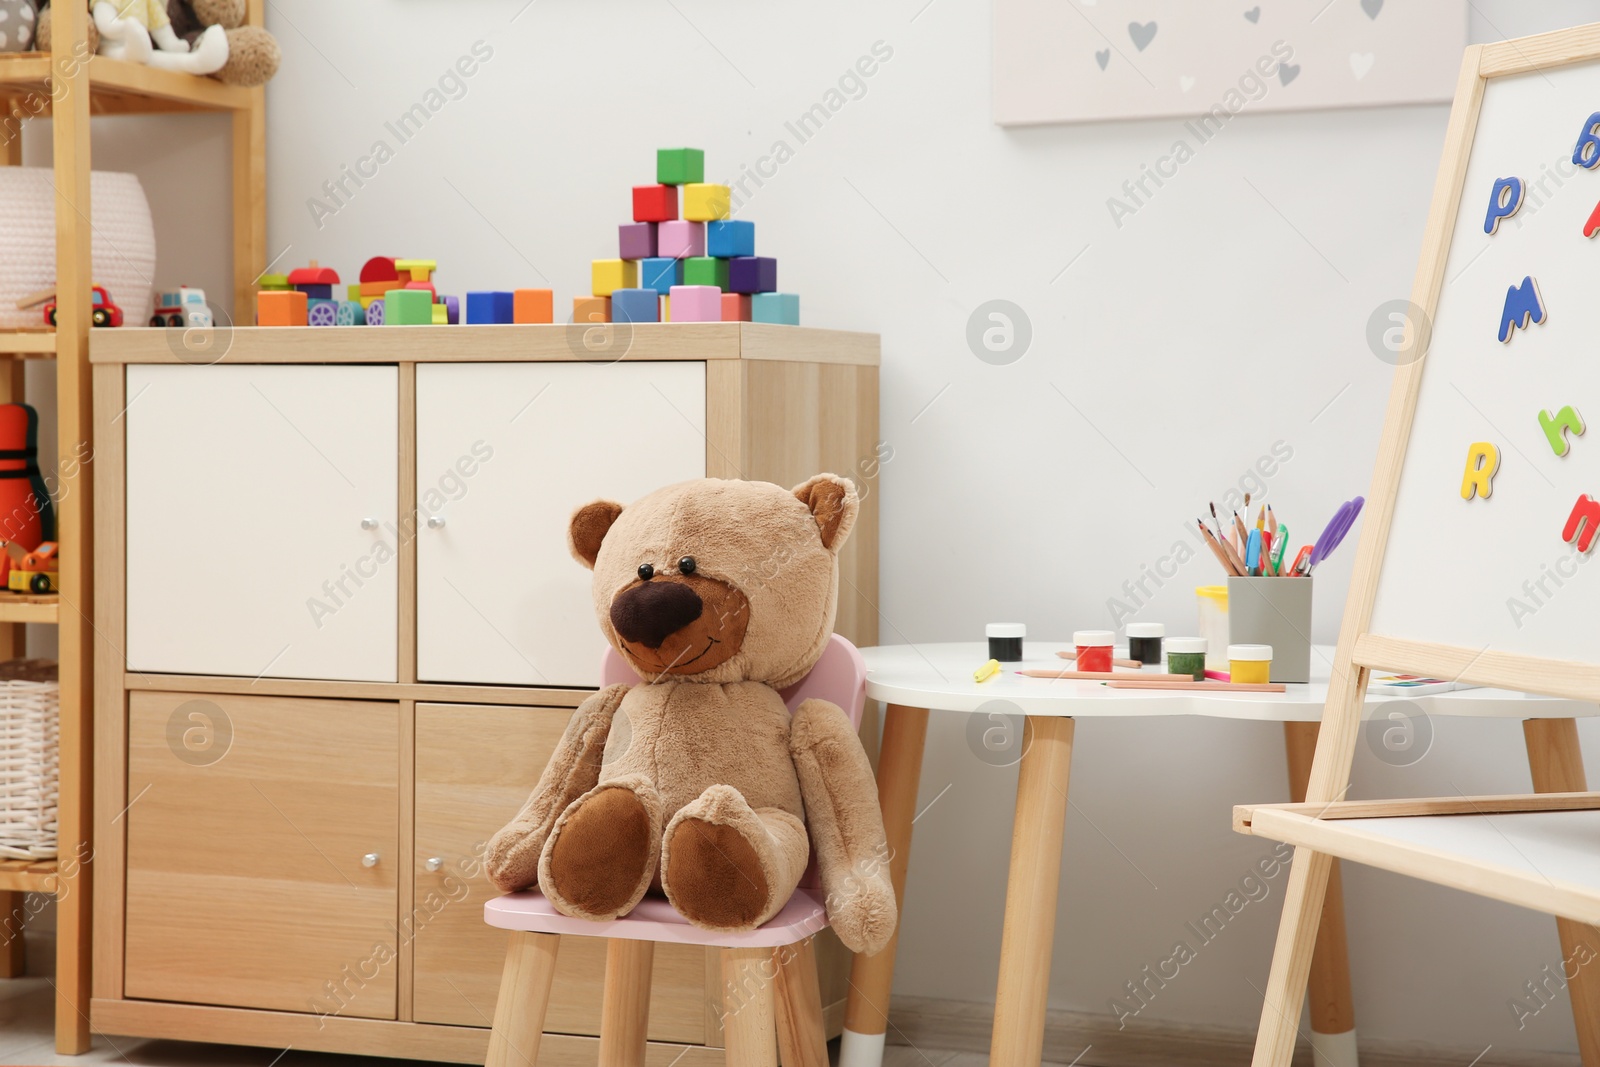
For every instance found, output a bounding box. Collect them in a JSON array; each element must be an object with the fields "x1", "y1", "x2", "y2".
[
  {"x1": 426, "y1": 516, "x2": 446, "y2": 529},
  {"x1": 362, "y1": 852, "x2": 380, "y2": 868},
  {"x1": 425, "y1": 857, "x2": 443, "y2": 872},
  {"x1": 360, "y1": 518, "x2": 379, "y2": 530}
]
